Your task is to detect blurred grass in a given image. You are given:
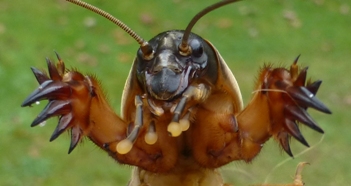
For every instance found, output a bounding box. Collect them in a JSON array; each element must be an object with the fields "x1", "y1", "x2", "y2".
[{"x1": 0, "y1": 0, "x2": 350, "y2": 185}]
